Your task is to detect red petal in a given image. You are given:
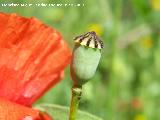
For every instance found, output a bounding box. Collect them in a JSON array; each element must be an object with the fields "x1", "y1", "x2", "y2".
[
  {"x1": 0, "y1": 13, "x2": 71, "y2": 106},
  {"x1": 39, "y1": 112, "x2": 52, "y2": 120},
  {"x1": 0, "y1": 98, "x2": 41, "y2": 120}
]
